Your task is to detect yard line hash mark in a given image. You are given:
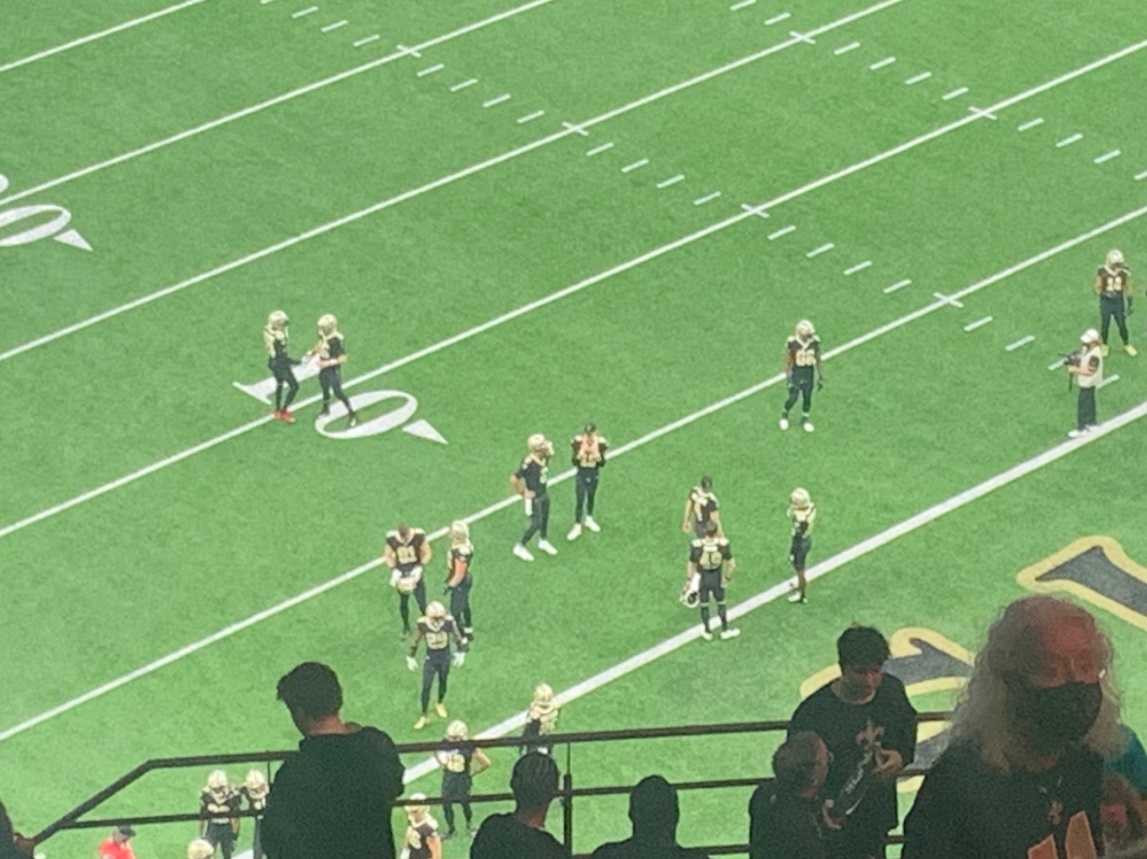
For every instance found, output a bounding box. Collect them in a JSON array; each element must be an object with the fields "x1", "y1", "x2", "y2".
[
  {"x1": 517, "y1": 111, "x2": 545, "y2": 124},
  {"x1": 869, "y1": 57, "x2": 896, "y2": 70},
  {"x1": 450, "y1": 78, "x2": 478, "y2": 91},
  {"x1": 321, "y1": 20, "x2": 348, "y2": 32},
  {"x1": 942, "y1": 86, "x2": 969, "y2": 100},
  {"x1": 693, "y1": 191, "x2": 722, "y2": 205},
  {"x1": 1099, "y1": 374, "x2": 1121, "y2": 389},
  {"x1": 417, "y1": 63, "x2": 445, "y2": 77},
  {"x1": 353, "y1": 35, "x2": 380, "y2": 47},
  {"x1": 765, "y1": 12, "x2": 792, "y2": 25},
  {"x1": 1006, "y1": 335, "x2": 1035, "y2": 352},
  {"x1": 806, "y1": 243, "x2": 835, "y2": 257},
  {"x1": 1136, "y1": 169, "x2": 1147, "y2": 181},
  {"x1": 291, "y1": 6, "x2": 318, "y2": 18},
  {"x1": 834, "y1": 41, "x2": 861, "y2": 55},
  {"x1": 482, "y1": 94, "x2": 512, "y2": 107},
  {"x1": 586, "y1": 142, "x2": 614, "y2": 156},
  {"x1": 730, "y1": 0, "x2": 757, "y2": 9},
  {"x1": 844, "y1": 261, "x2": 872, "y2": 275},
  {"x1": 1093, "y1": 150, "x2": 1121, "y2": 164},
  {"x1": 883, "y1": 279, "x2": 911, "y2": 293},
  {"x1": 904, "y1": 71, "x2": 932, "y2": 84},
  {"x1": 963, "y1": 316, "x2": 993, "y2": 332},
  {"x1": 621, "y1": 159, "x2": 650, "y2": 173},
  {"x1": 657, "y1": 175, "x2": 685, "y2": 189},
  {"x1": 1018, "y1": 117, "x2": 1044, "y2": 131},
  {"x1": 1056, "y1": 133, "x2": 1083, "y2": 148},
  {"x1": 768, "y1": 225, "x2": 796, "y2": 240}
]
